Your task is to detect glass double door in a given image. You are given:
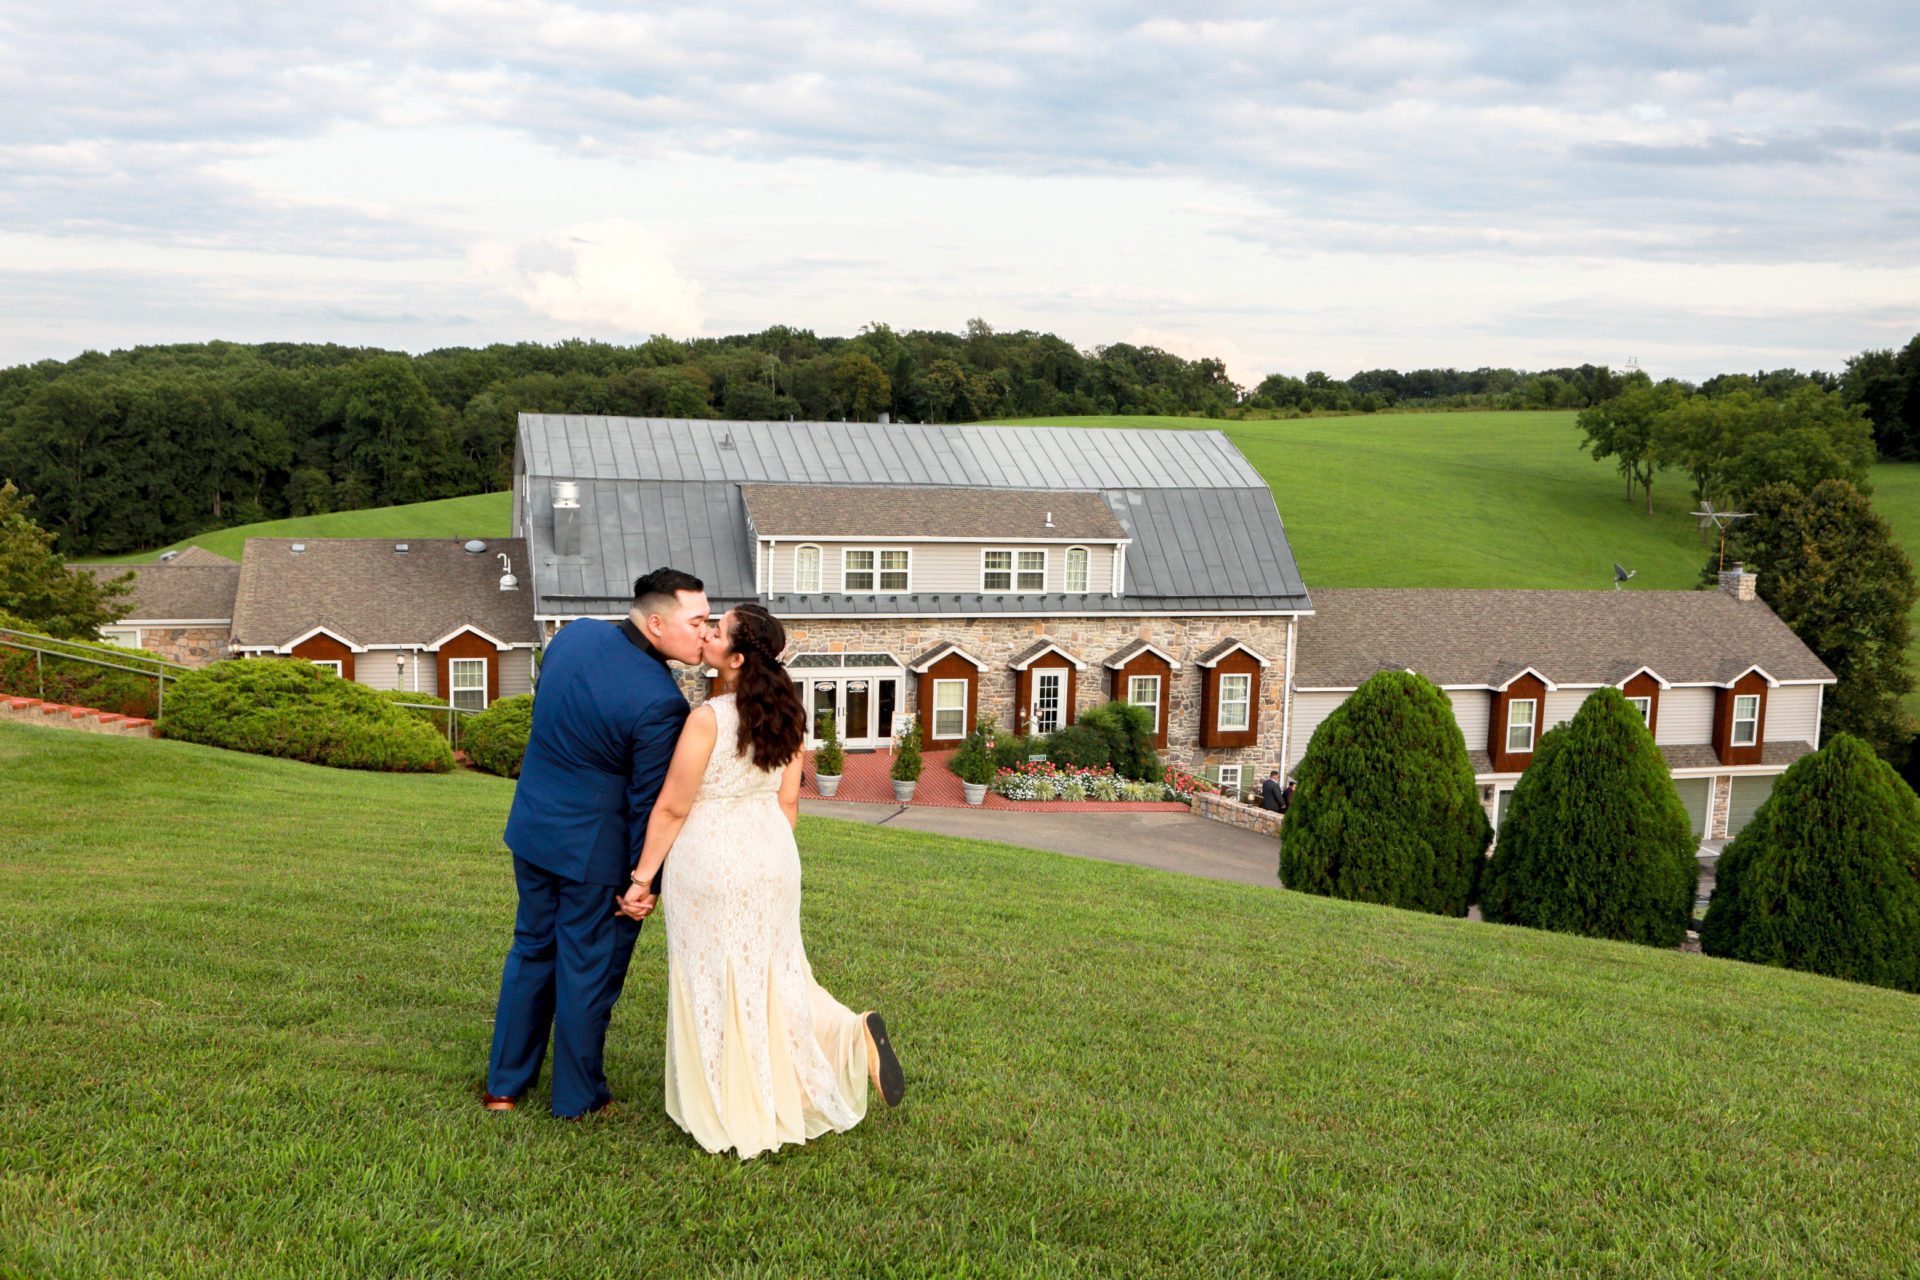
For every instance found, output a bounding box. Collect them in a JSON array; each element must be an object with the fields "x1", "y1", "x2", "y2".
[{"x1": 802, "y1": 673, "x2": 901, "y2": 749}]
